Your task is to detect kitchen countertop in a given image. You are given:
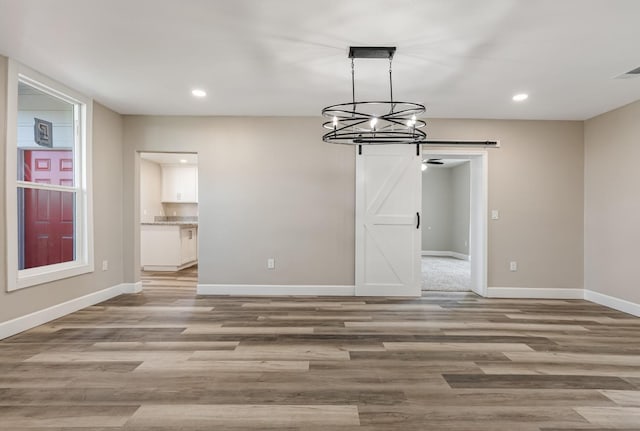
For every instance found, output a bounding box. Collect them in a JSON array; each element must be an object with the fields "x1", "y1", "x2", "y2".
[{"x1": 141, "y1": 222, "x2": 198, "y2": 227}]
